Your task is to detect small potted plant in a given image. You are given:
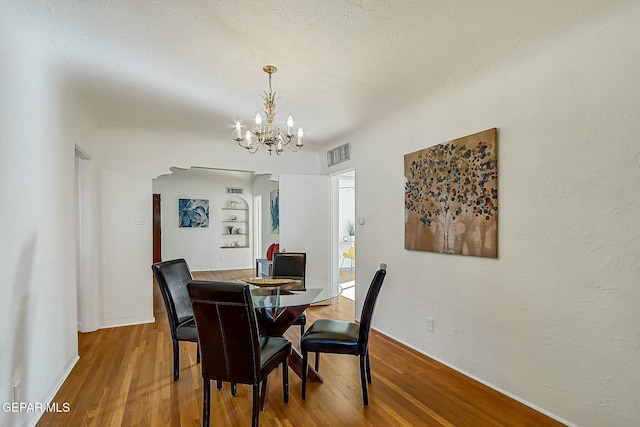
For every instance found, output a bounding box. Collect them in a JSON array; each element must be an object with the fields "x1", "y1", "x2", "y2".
[{"x1": 347, "y1": 220, "x2": 355, "y2": 242}]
